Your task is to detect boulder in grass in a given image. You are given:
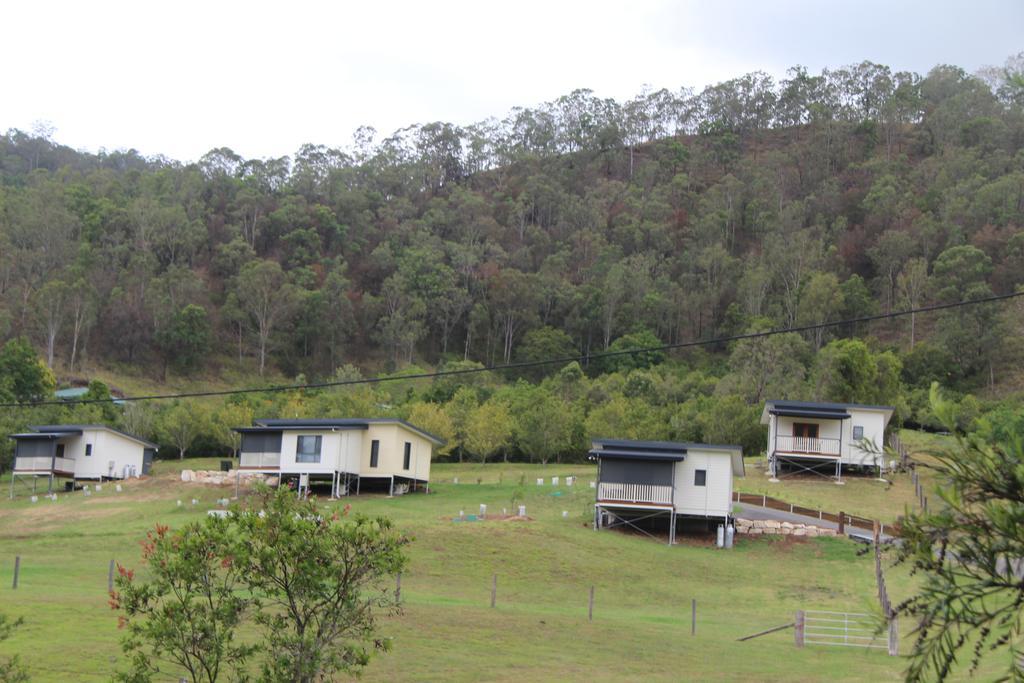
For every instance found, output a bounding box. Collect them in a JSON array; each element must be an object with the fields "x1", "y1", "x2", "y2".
[
  {"x1": 181, "y1": 470, "x2": 194, "y2": 482},
  {"x1": 752, "y1": 520, "x2": 766, "y2": 529},
  {"x1": 765, "y1": 520, "x2": 781, "y2": 530},
  {"x1": 792, "y1": 528, "x2": 807, "y2": 536},
  {"x1": 781, "y1": 521, "x2": 794, "y2": 529}
]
